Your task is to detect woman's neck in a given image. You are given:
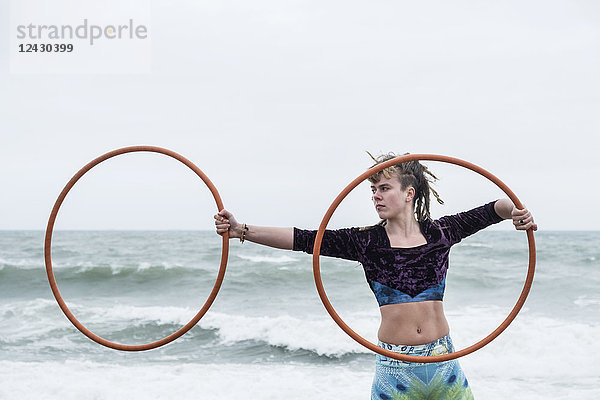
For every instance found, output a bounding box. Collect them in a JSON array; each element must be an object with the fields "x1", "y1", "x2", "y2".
[
  {"x1": 384, "y1": 215, "x2": 426, "y2": 248},
  {"x1": 384, "y1": 212, "x2": 421, "y2": 239},
  {"x1": 385, "y1": 218, "x2": 421, "y2": 237}
]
